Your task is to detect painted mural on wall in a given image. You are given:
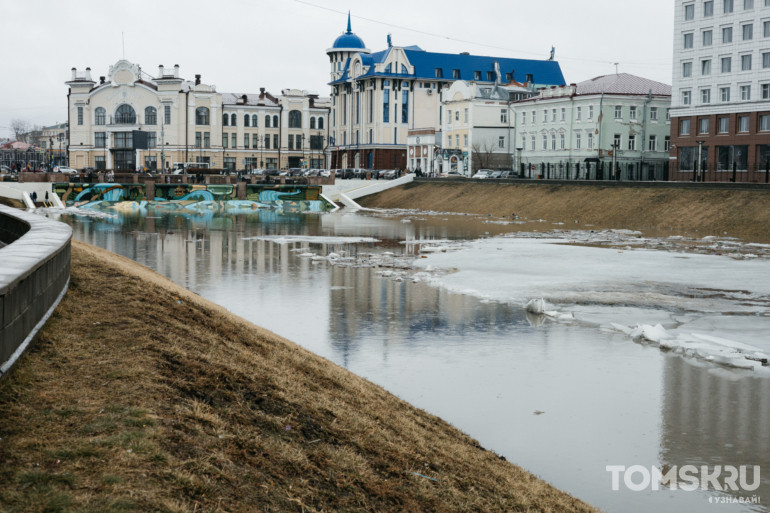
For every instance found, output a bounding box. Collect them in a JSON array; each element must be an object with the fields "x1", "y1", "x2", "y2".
[{"x1": 53, "y1": 183, "x2": 331, "y2": 215}]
